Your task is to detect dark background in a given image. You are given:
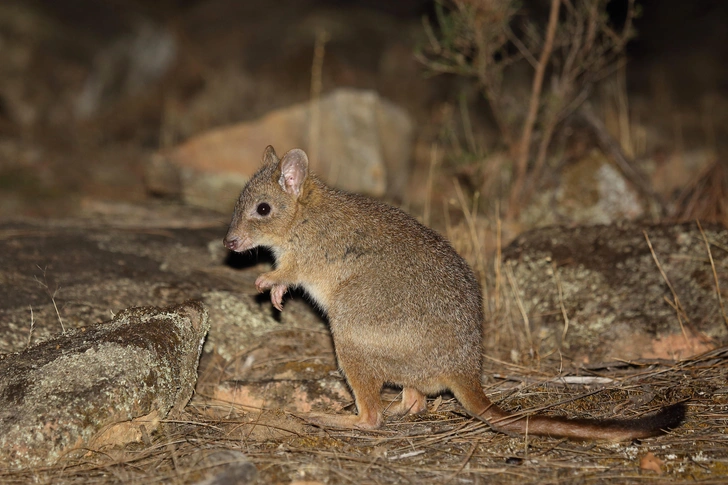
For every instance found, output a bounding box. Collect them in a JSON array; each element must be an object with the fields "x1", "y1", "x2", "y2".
[{"x1": 0, "y1": 0, "x2": 726, "y2": 217}]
